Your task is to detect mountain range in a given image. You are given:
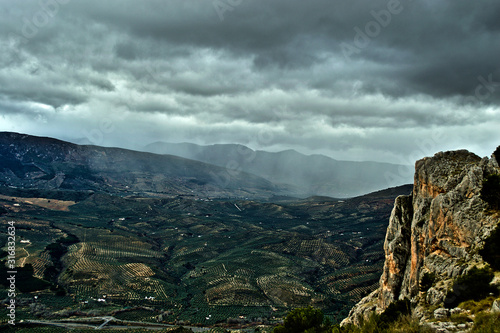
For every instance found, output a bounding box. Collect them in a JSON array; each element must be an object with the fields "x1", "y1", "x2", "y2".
[
  {"x1": 144, "y1": 142, "x2": 413, "y2": 198},
  {"x1": 0, "y1": 132, "x2": 284, "y2": 200},
  {"x1": 0, "y1": 132, "x2": 412, "y2": 199}
]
